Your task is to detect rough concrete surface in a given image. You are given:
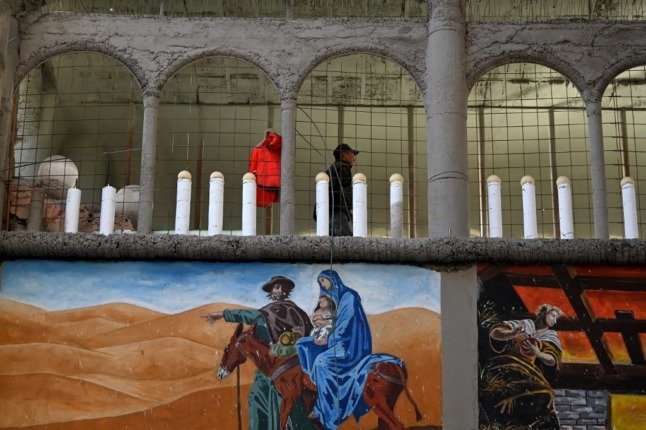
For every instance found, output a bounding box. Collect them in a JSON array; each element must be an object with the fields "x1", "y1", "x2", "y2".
[
  {"x1": 467, "y1": 21, "x2": 646, "y2": 101},
  {"x1": 15, "y1": 13, "x2": 428, "y2": 98},
  {"x1": 1, "y1": 231, "x2": 644, "y2": 266}
]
